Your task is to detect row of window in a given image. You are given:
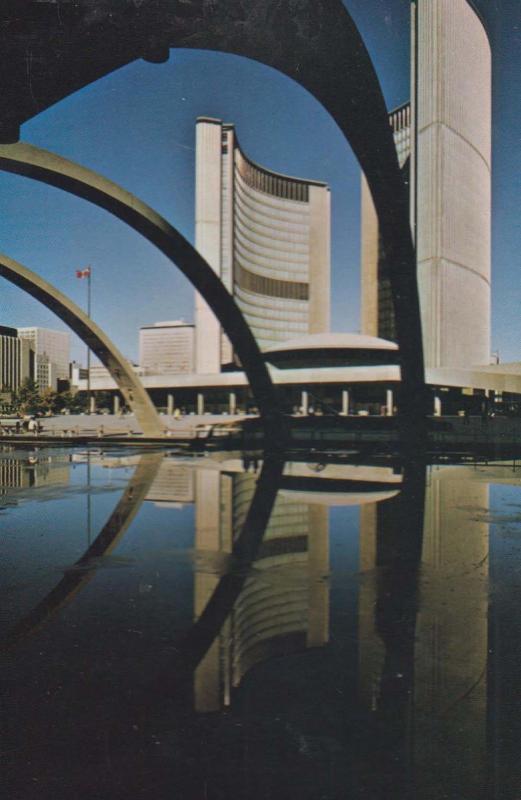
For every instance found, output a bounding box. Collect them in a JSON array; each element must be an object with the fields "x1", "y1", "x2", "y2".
[
  {"x1": 234, "y1": 261, "x2": 309, "y2": 301},
  {"x1": 237, "y1": 156, "x2": 310, "y2": 202}
]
